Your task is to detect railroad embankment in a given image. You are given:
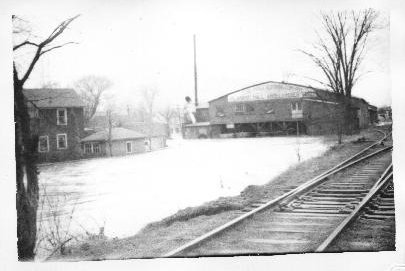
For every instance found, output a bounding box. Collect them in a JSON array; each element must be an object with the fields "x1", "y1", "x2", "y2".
[{"x1": 52, "y1": 128, "x2": 390, "y2": 261}]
